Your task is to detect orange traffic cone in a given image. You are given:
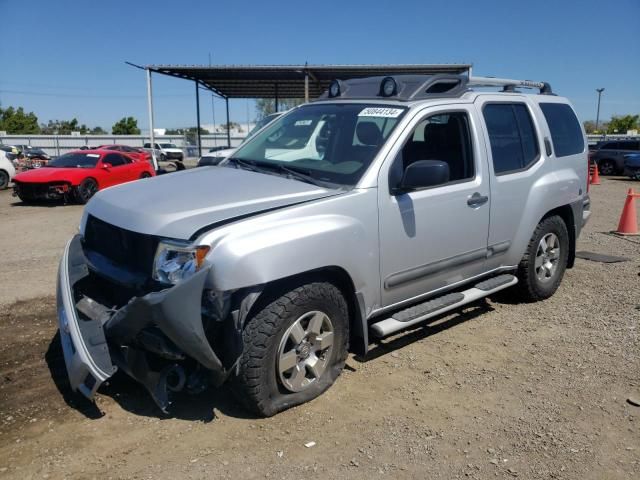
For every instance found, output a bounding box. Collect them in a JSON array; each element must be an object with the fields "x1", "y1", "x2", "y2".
[
  {"x1": 590, "y1": 164, "x2": 601, "y2": 185},
  {"x1": 615, "y1": 188, "x2": 640, "y2": 235}
]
